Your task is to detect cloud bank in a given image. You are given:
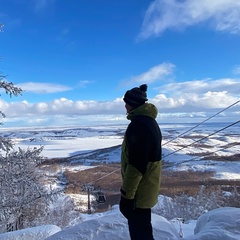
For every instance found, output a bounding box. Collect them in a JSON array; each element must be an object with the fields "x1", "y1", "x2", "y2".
[
  {"x1": 1, "y1": 60, "x2": 239, "y2": 127},
  {"x1": 138, "y1": 0, "x2": 240, "y2": 39},
  {"x1": 1, "y1": 76, "x2": 239, "y2": 127}
]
